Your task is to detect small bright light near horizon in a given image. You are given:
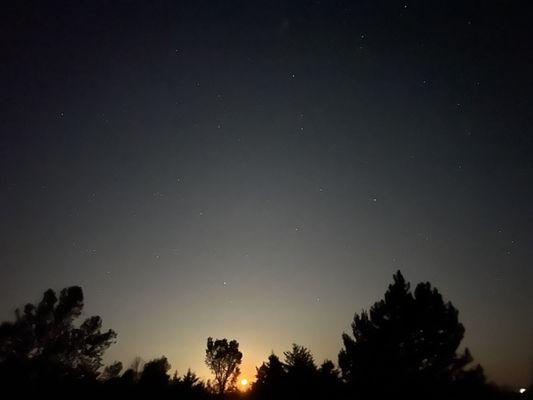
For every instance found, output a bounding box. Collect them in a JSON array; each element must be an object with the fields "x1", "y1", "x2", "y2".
[
  {"x1": 241, "y1": 378, "x2": 248, "y2": 386},
  {"x1": 519, "y1": 388, "x2": 526, "y2": 394}
]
